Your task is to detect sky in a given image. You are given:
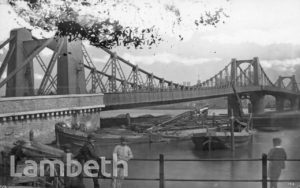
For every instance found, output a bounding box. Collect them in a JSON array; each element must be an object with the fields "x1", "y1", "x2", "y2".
[{"x1": 0, "y1": 0, "x2": 300, "y2": 86}]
